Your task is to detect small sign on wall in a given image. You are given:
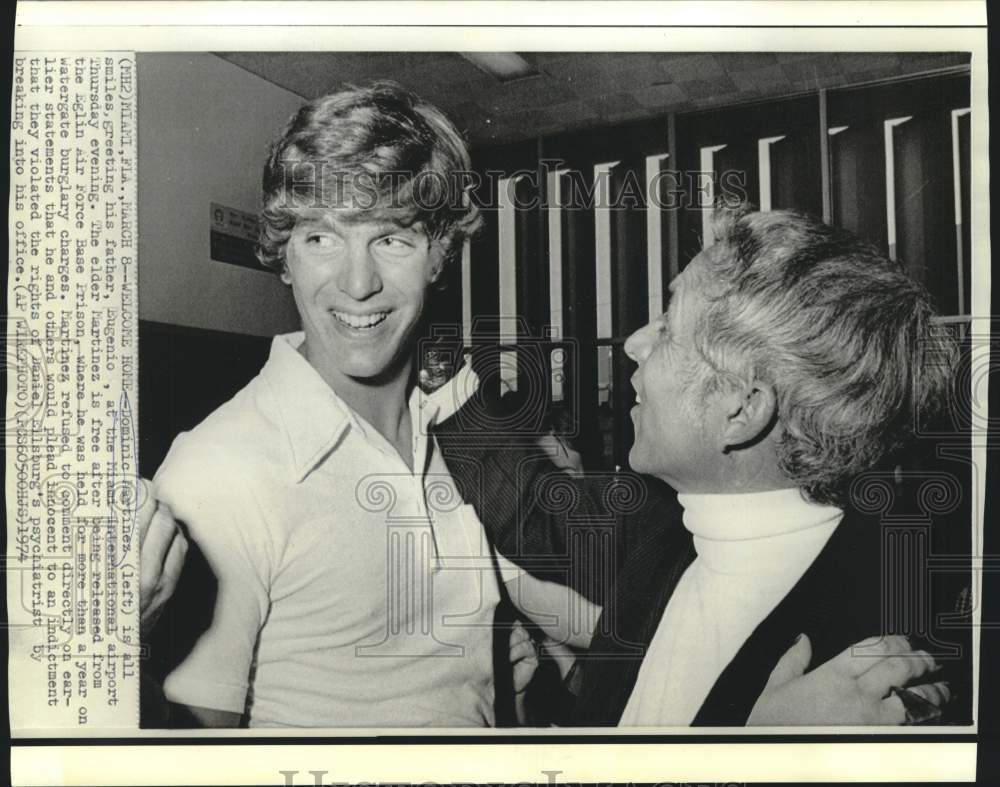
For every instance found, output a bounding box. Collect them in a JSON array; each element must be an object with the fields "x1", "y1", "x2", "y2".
[{"x1": 210, "y1": 202, "x2": 262, "y2": 270}]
